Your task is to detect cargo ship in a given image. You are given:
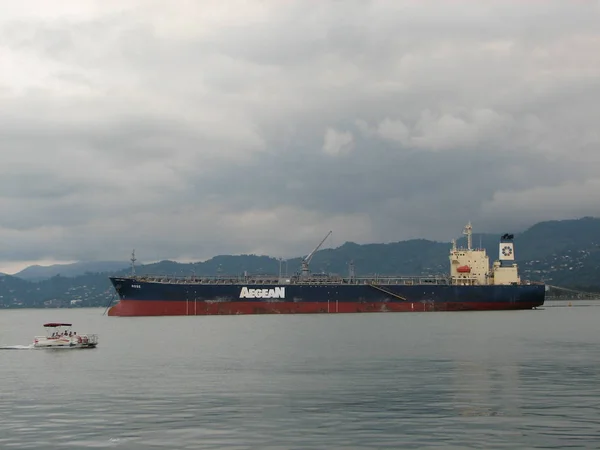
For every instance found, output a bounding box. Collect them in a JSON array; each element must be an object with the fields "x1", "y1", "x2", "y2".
[{"x1": 107, "y1": 223, "x2": 545, "y2": 316}]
